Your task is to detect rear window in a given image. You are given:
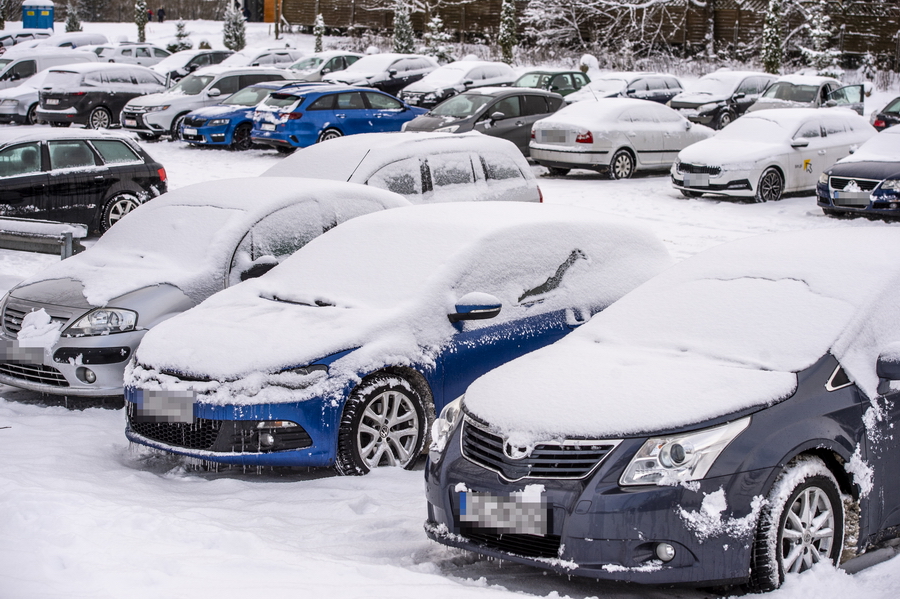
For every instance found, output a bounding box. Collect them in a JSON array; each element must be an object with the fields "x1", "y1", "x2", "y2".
[
  {"x1": 44, "y1": 70, "x2": 83, "y2": 88},
  {"x1": 264, "y1": 93, "x2": 303, "y2": 109}
]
